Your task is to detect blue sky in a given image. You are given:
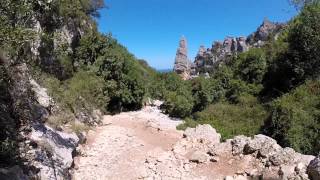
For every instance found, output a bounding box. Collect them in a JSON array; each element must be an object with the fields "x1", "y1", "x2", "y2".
[{"x1": 98, "y1": 0, "x2": 297, "y2": 70}]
